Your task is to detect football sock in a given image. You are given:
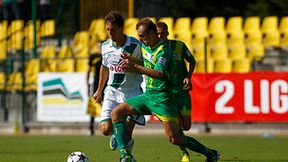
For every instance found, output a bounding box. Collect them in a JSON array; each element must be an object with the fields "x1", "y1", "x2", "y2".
[
  {"x1": 184, "y1": 136, "x2": 209, "y2": 156},
  {"x1": 179, "y1": 128, "x2": 189, "y2": 154},
  {"x1": 127, "y1": 138, "x2": 135, "y2": 154},
  {"x1": 112, "y1": 121, "x2": 129, "y2": 156}
]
